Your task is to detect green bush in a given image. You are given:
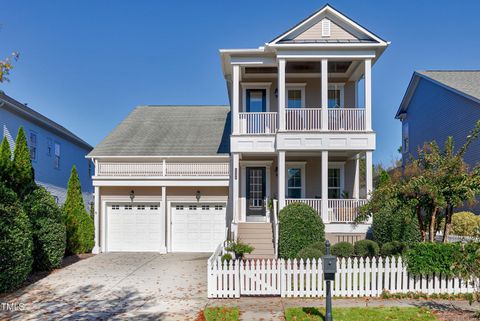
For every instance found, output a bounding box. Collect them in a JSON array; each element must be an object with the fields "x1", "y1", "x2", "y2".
[
  {"x1": 24, "y1": 187, "x2": 66, "y2": 271},
  {"x1": 331, "y1": 242, "x2": 355, "y2": 257},
  {"x1": 221, "y1": 253, "x2": 233, "y2": 263},
  {"x1": 444, "y1": 212, "x2": 480, "y2": 237},
  {"x1": 372, "y1": 206, "x2": 421, "y2": 246},
  {"x1": 354, "y1": 240, "x2": 380, "y2": 257},
  {"x1": 404, "y1": 242, "x2": 460, "y2": 276},
  {"x1": 66, "y1": 208, "x2": 94, "y2": 254},
  {"x1": 225, "y1": 241, "x2": 254, "y2": 259},
  {"x1": 0, "y1": 183, "x2": 33, "y2": 292},
  {"x1": 64, "y1": 166, "x2": 94, "y2": 254},
  {"x1": 279, "y1": 202, "x2": 325, "y2": 258},
  {"x1": 296, "y1": 247, "x2": 324, "y2": 260},
  {"x1": 380, "y1": 241, "x2": 407, "y2": 256}
]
